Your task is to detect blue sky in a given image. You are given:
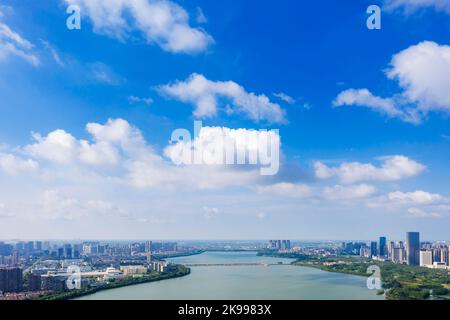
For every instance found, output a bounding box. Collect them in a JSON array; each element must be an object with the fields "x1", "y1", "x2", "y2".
[{"x1": 0, "y1": 0, "x2": 449, "y2": 241}]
